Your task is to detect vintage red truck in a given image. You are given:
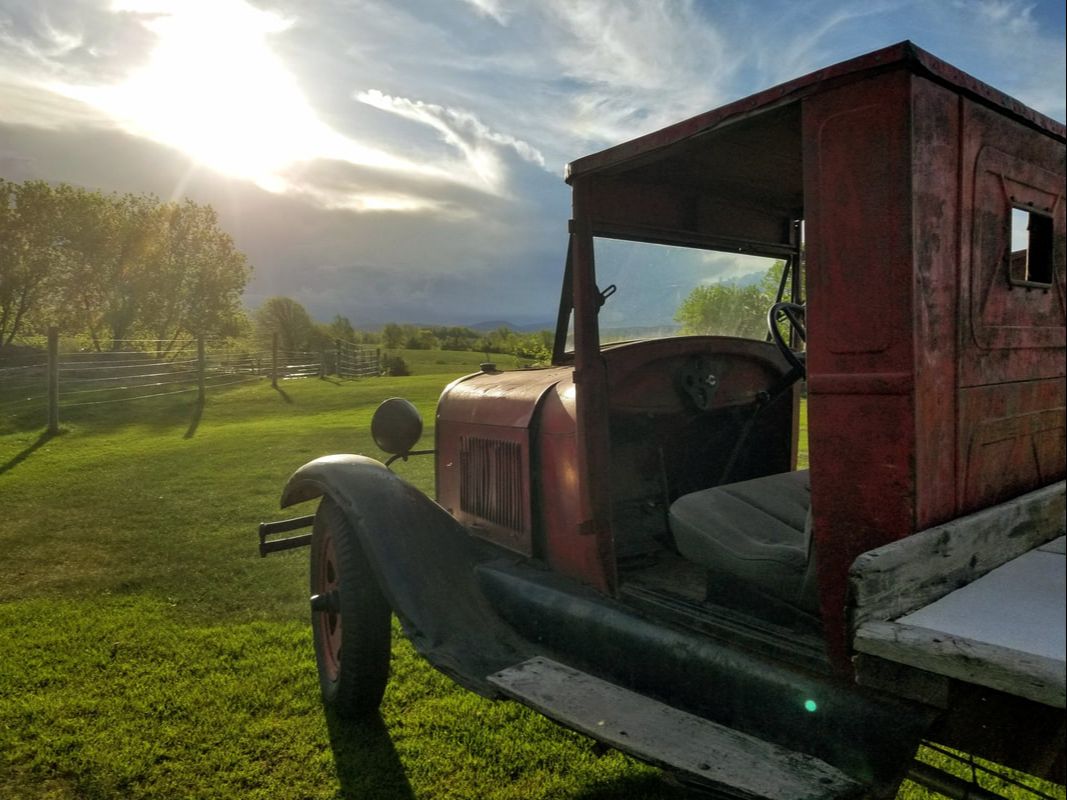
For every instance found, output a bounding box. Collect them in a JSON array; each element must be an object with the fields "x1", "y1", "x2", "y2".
[{"x1": 259, "y1": 42, "x2": 1065, "y2": 799}]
